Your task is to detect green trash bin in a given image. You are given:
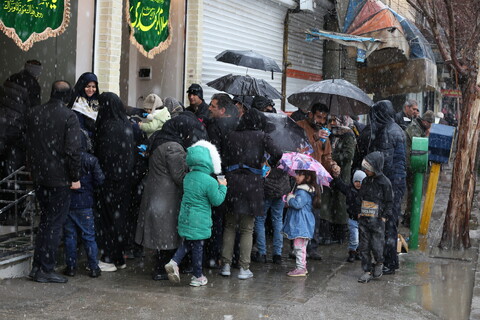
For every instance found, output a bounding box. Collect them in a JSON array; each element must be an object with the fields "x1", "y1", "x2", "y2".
[{"x1": 411, "y1": 137, "x2": 429, "y2": 173}]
